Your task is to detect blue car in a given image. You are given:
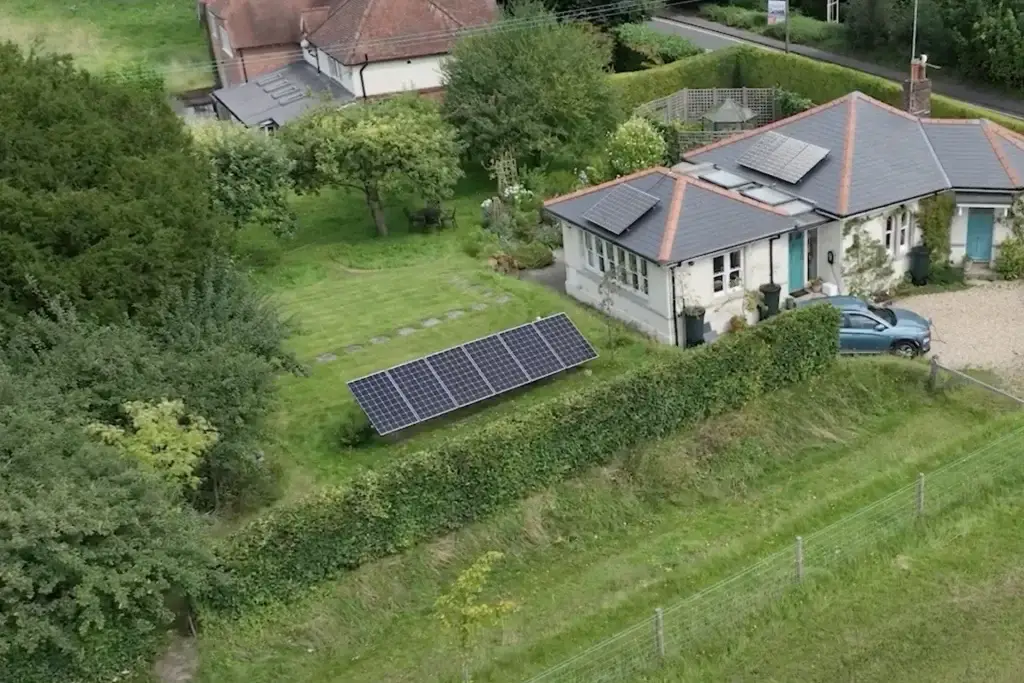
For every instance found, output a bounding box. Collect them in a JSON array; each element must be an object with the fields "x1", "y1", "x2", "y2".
[{"x1": 798, "y1": 296, "x2": 932, "y2": 357}]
